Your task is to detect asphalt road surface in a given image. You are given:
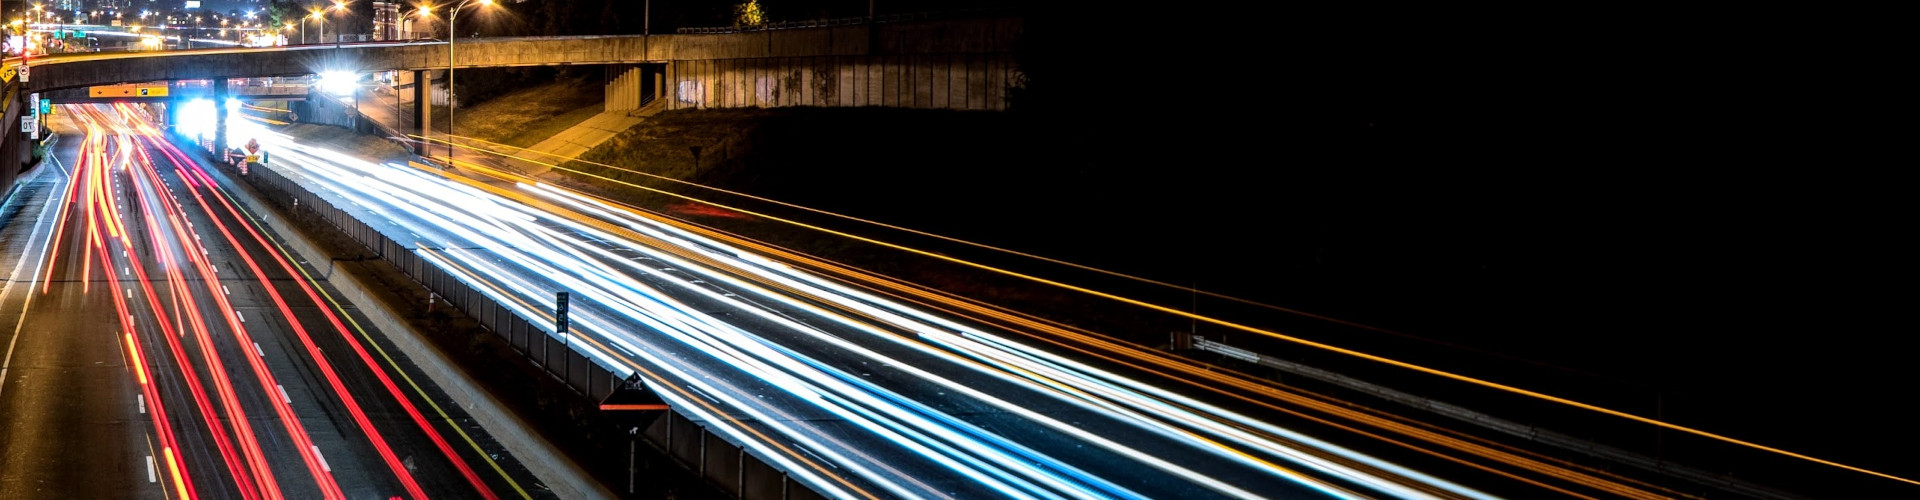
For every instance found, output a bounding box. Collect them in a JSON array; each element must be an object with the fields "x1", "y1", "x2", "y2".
[{"x1": 0, "y1": 103, "x2": 550, "y2": 500}]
